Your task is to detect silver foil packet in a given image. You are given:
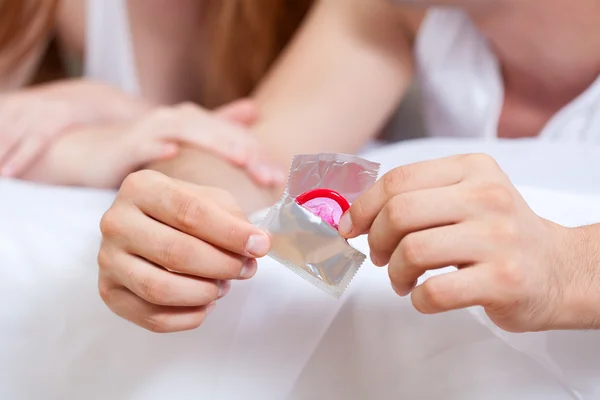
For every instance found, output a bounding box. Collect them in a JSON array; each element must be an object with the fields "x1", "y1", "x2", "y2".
[{"x1": 260, "y1": 153, "x2": 380, "y2": 298}]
